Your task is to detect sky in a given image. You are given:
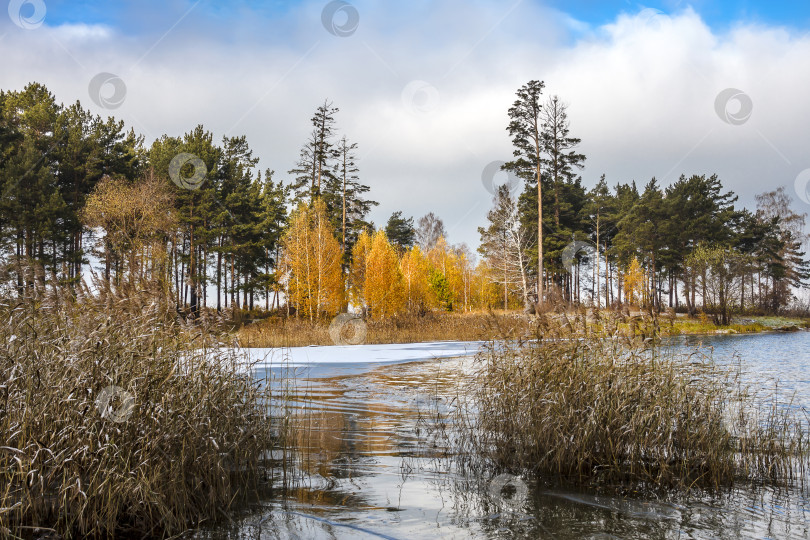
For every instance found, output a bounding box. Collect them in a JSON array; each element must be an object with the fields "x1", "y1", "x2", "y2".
[{"x1": 2, "y1": 0, "x2": 810, "y2": 254}]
